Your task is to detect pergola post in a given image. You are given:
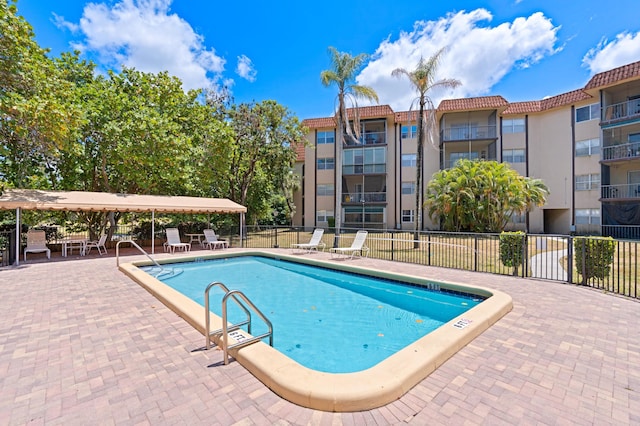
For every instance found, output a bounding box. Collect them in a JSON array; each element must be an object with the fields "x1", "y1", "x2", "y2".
[
  {"x1": 151, "y1": 210, "x2": 155, "y2": 255},
  {"x1": 15, "y1": 207, "x2": 21, "y2": 266}
]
